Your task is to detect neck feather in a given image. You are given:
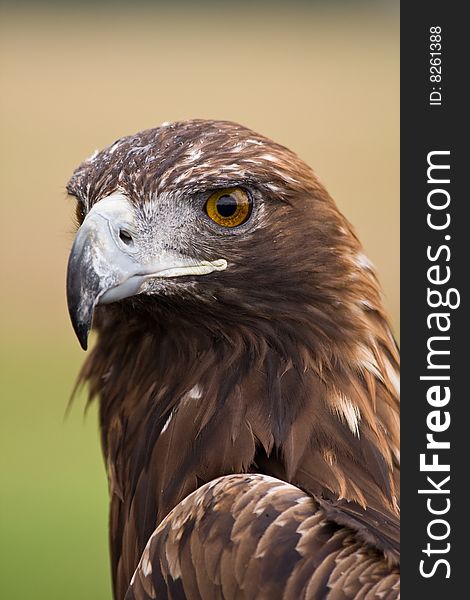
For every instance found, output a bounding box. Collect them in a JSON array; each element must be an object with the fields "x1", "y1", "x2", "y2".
[{"x1": 80, "y1": 298, "x2": 399, "y2": 522}]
